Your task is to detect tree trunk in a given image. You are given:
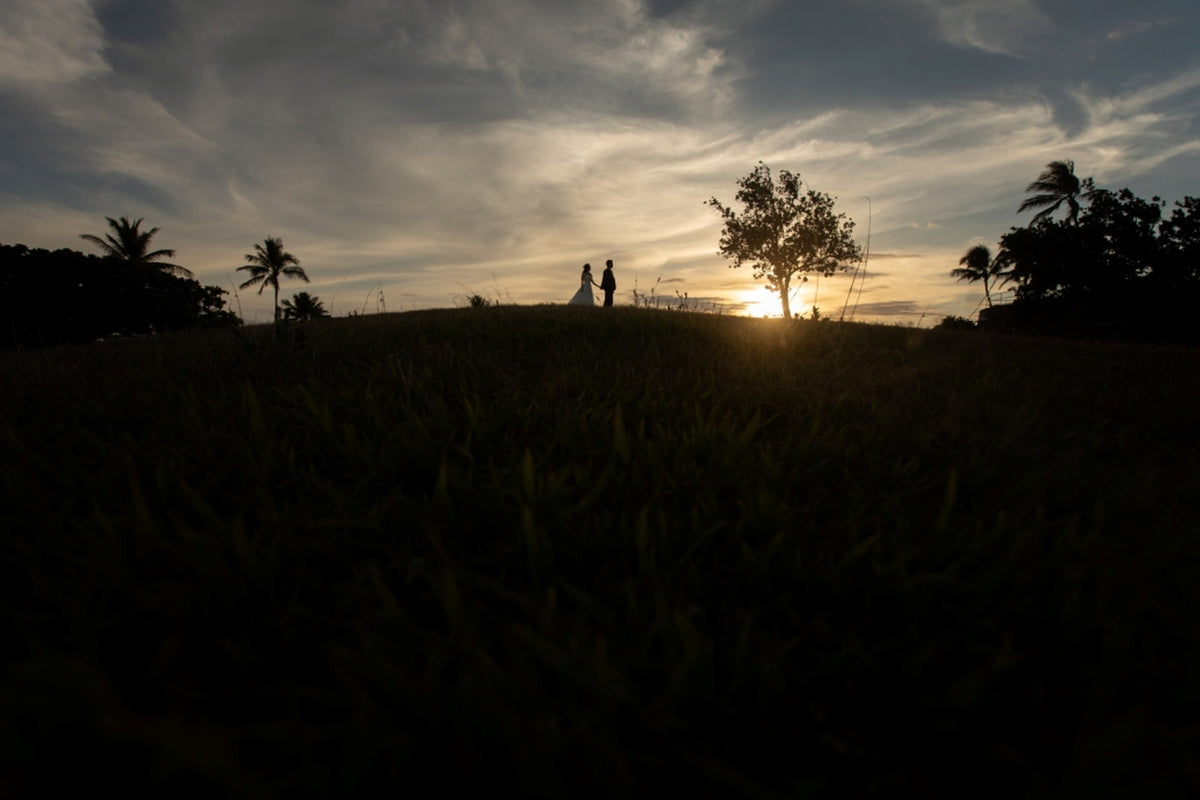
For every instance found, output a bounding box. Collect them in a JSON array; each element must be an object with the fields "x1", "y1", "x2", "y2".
[
  {"x1": 984, "y1": 276, "x2": 993, "y2": 307},
  {"x1": 273, "y1": 281, "x2": 280, "y2": 323},
  {"x1": 779, "y1": 273, "x2": 792, "y2": 319}
]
